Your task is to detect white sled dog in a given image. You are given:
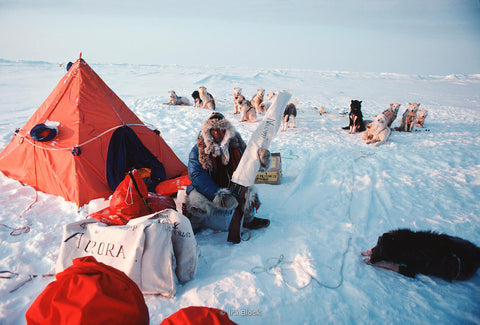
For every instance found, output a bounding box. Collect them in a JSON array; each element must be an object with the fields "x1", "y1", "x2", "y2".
[
  {"x1": 233, "y1": 87, "x2": 242, "y2": 114},
  {"x1": 415, "y1": 108, "x2": 429, "y2": 128},
  {"x1": 266, "y1": 91, "x2": 275, "y2": 102},
  {"x1": 198, "y1": 86, "x2": 216, "y2": 110},
  {"x1": 235, "y1": 94, "x2": 258, "y2": 123},
  {"x1": 262, "y1": 91, "x2": 275, "y2": 111},
  {"x1": 251, "y1": 88, "x2": 267, "y2": 114},
  {"x1": 382, "y1": 103, "x2": 401, "y2": 127},
  {"x1": 395, "y1": 103, "x2": 420, "y2": 132},
  {"x1": 361, "y1": 113, "x2": 391, "y2": 147},
  {"x1": 164, "y1": 90, "x2": 190, "y2": 106}
]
